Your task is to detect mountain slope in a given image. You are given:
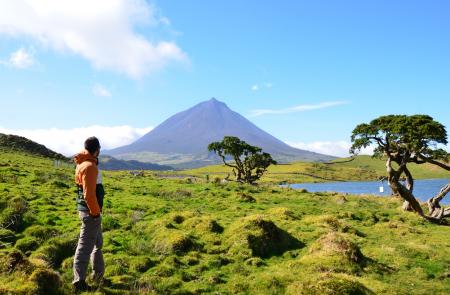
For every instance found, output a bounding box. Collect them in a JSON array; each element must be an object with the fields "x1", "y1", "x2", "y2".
[
  {"x1": 99, "y1": 155, "x2": 173, "y2": 171},
  {"x1": 107, "y1": 98, "x2": 335, "y2": 168},
  {"x1": 0, "y1": 133, "x2": 68, "y2": 160}
]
